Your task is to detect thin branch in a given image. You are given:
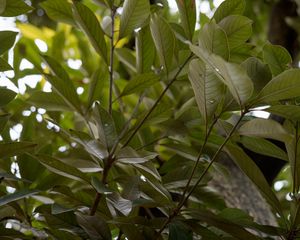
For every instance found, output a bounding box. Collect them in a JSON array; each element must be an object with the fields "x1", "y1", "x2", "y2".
[{"x1": 109, "y1": 8, "x2": 116, "y2": 115}]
